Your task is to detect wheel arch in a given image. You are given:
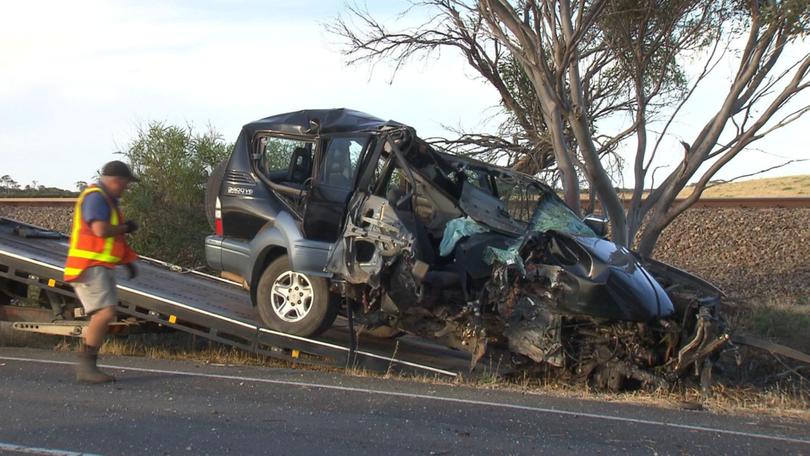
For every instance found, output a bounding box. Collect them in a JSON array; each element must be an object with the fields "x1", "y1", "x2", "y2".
[
  {"x1": 249, "y1": 245, "x2": 287, "y2": 306},
  {"x1": 246, "y1": 210, "x2": 335, "y2": 306}
]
